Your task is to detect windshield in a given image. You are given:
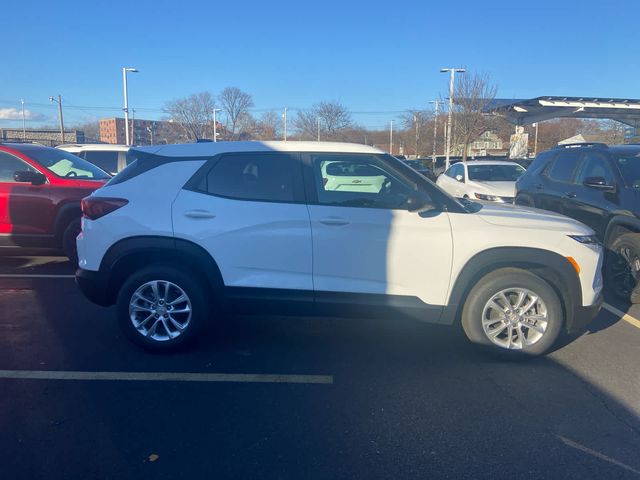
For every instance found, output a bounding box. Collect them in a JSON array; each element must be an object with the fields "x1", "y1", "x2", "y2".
[
  {"x1": 616, "y1": 155, "x2": 640, "y2": 188},
  {"x1": 467, "y1": 164, "x2": 525, "y2": 182},
  {"x1": 21, "y1": 146, "x2": 111, "y2": 180}
]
